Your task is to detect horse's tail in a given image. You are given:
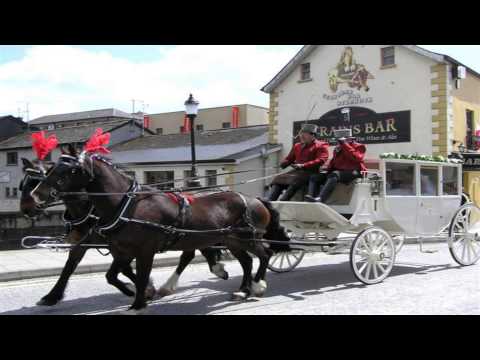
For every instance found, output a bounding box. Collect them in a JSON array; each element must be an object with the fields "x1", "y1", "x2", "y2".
[{"x1": 257, "y1": 198, "x2": 291, "y2": 253}]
